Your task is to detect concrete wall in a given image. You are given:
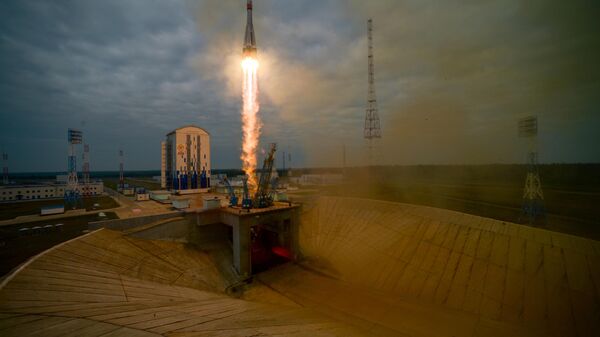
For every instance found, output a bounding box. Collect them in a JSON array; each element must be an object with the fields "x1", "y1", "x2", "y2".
[
  {"x1": 298, "y1": 196, "x2": 600, "y2": 336},
  {"x1": 89, "y1": 212, "x2": 183, "y2": 231},
  {"x1": 191, "y1": 223, "x2": 231, "y2": 247},
  {"x1": 126, "y1": 217, "x2": 191, "y2": 242}
]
